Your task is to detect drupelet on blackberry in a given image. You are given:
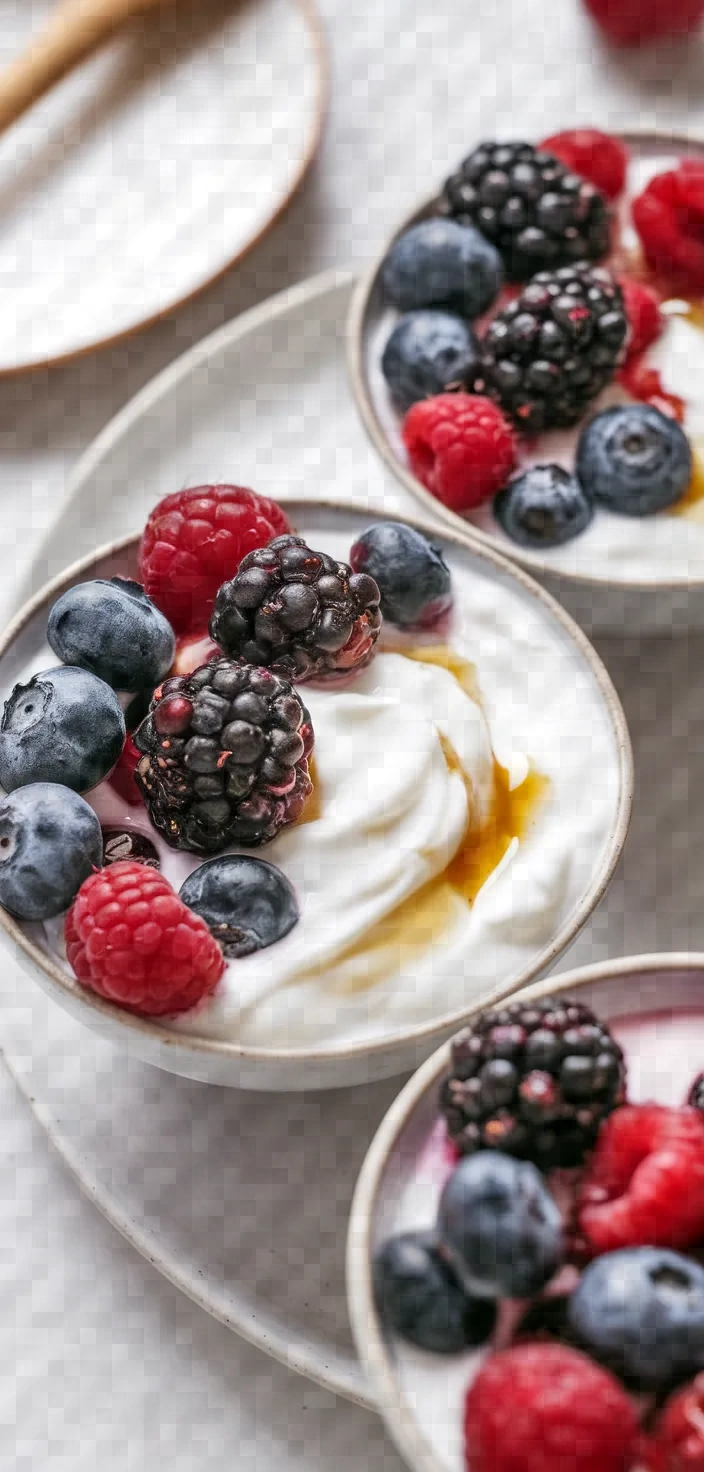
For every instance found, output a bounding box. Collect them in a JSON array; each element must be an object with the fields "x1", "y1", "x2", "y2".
[
  {"x1": 440, "y1": 141, "x2": 611, "y2": 281},
  {"x1": 133, "y1": 660, "x2": 314, "y2": 854},
  {"x1": 440, "y1": 997, "x2": 626, "y2": 1172},
  {"x1": 210, "y1": 535, "x2": 382, "y2": 683},
  {"x1": 475, "y1": 263, "x2": 627, "y2": 435}
]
